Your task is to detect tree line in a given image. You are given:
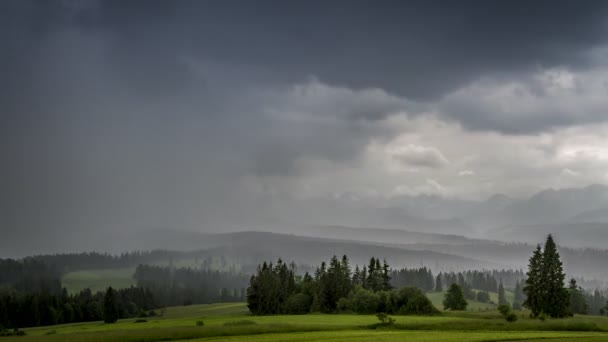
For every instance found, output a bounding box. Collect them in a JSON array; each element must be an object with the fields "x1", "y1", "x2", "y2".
[
  {"x1": 0, "y1": 286, "x2": 156, "y2": 329},
  {"x1": 0, "y1": 259, "x2": 62, "y2": 294},
  {"x1": 133, "y1": 264, "x2": 249, "y2": 307}
]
